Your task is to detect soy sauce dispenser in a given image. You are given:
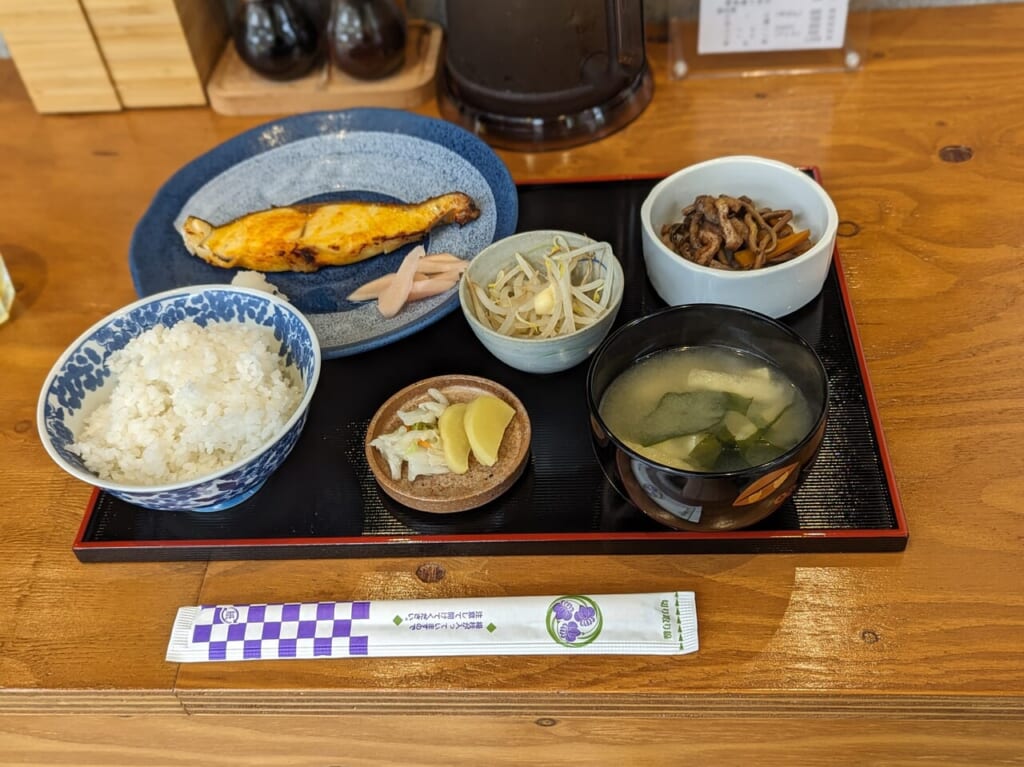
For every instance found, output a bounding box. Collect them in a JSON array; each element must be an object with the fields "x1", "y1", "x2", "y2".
[
  {"x1": 327, "y1": 0, "x2": 407, "y2": 80},
  {"x1": 232, "y1": 0, "x2": 324, "y2": 81}
]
